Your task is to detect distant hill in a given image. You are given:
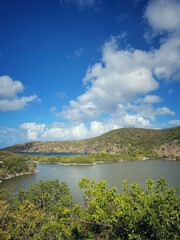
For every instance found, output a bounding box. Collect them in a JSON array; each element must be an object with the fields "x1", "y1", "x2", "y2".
[{"x1": 2, "y1": 126, "x2": 180, "y2": 159}]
